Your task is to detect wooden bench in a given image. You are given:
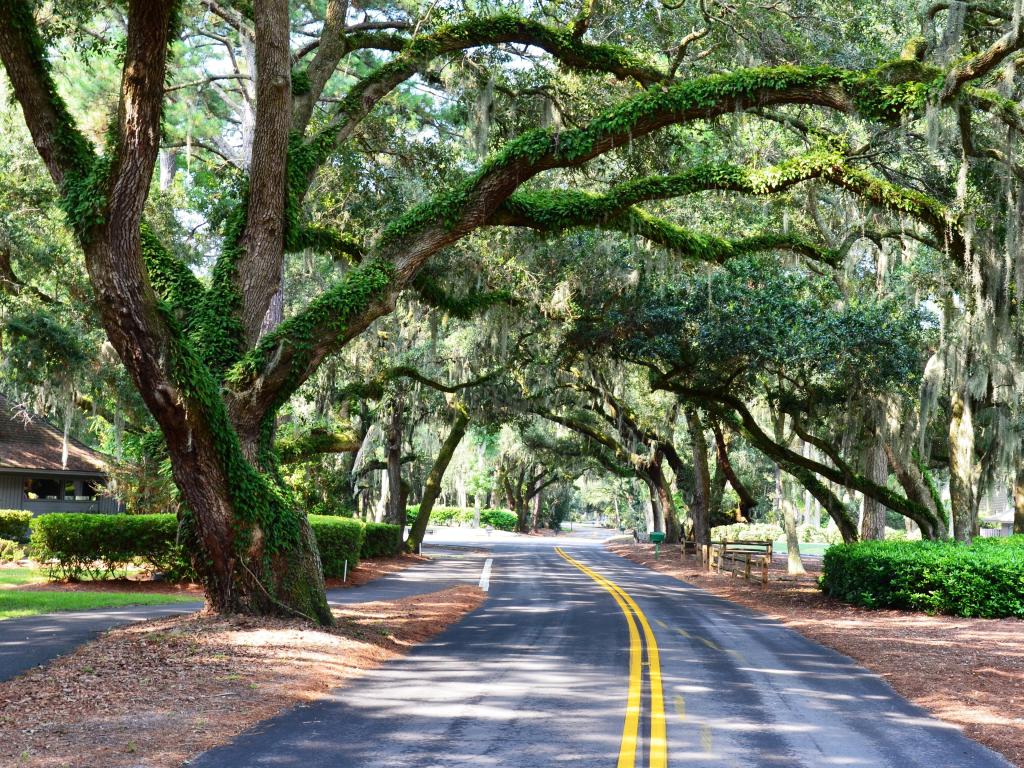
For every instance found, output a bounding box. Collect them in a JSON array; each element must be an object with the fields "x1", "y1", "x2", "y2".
[{"x1": 709, "y1": 540, "x2": 773, "y2": 585}]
